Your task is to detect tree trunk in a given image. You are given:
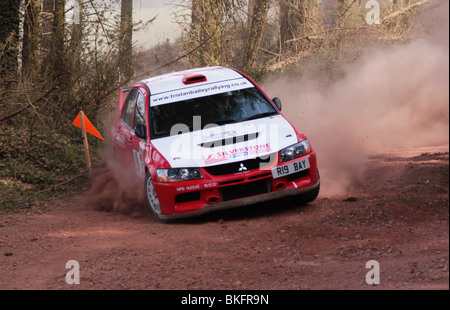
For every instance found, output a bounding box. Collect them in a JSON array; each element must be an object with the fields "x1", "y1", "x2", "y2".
[
  {"x1": 278, "y1": 0, "x2": 319, "y2": 54},
  {"x1": 0, "y1": 0, "x2": 21, "y2": 77},
  {"x1": 51, "y1": 0, "x2": 66, "y2": 81},
  {"x1": 243, "y1": 0, "x2": 270, "y2": 71},
  {"x1": 69, "y1": 0, "x2": 83, "y2": 73},
  {"x1": 22, "y1": 0, "x2": 41, "y2": 78},
  {"x1": 119, "y1": 0, "x2": 133, "y2": 81},
  {"x1": 278, "y1": 0, "x2": 291, "y2": 51},
  {"x1": 40, "y1": 0, "x2": 54, "y2": 61},
  {"x1": 189, "y1": 0, "x2": 223, "y2": 67}
]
